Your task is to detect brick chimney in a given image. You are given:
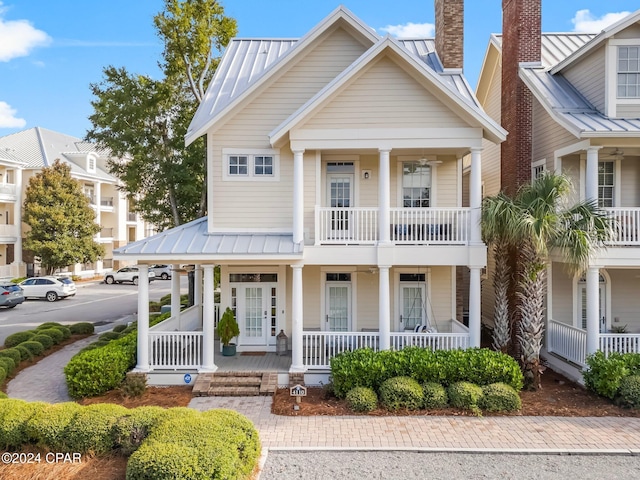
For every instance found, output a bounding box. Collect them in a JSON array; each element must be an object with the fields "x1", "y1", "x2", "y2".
[
  {"x1": 435, "y1": 0, "x2": 464, "y2": 70},
  {"x1": 500, "y1": 0, "x2": 542, "y2": 195}
]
